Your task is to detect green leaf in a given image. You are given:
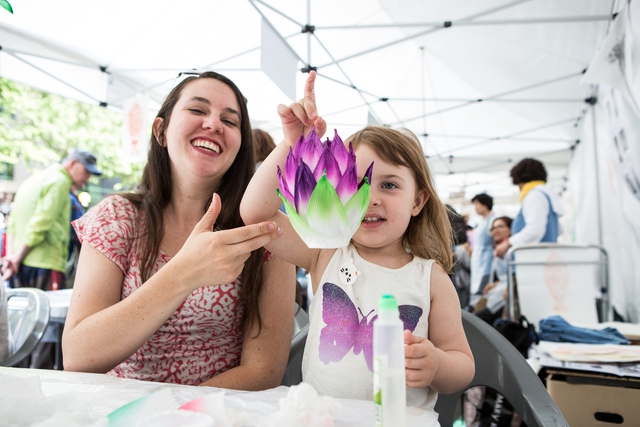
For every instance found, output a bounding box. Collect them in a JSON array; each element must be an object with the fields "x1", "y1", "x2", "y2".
[
  {"x1": 306, "y1": 174, "x2": 350, "y2": 247},
  {"x1": 0, "y1": 0, "x2": 13, "y2": 13},
  {"x1": 344, "y1": 177, "x2": 370, "y2": 234},
  {"x1": 278, "y1": 189, "x2": 327, "y2": 247}
]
